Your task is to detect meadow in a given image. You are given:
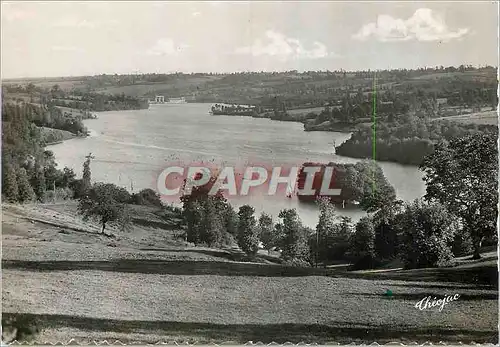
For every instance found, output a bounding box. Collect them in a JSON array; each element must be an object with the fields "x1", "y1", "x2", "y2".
[{"x1": 2, "y1": 202, "x2": 497, "y2": 345}]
